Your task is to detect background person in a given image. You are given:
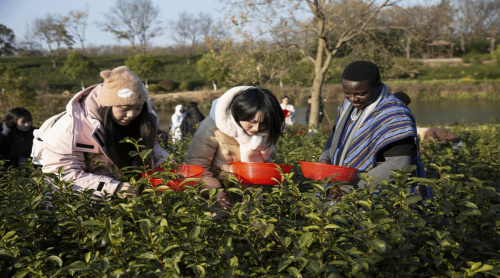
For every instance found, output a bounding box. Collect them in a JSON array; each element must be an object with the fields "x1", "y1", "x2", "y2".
[
  {"x1": 170, "y1": 104, "x2": 185, "y2": 142},
  {"x1": 180, "y1": 102, "x2": 205, "y2": 136},
  {"x1": 319, "y1": 61, "x2": 429, "y2": 200},
  {"x1": 393, "y1": 91, "x2": 462, "y2": 148},
  {"x1": 305, "y1": 95, "x2": 324, "y2": 125},
  {"x1": 280, "y1": 96, "x2": 295, "y2": 126},
  {"x1": 41, "y1": 66, "x2": 168, "y2": 198},
  {"x1": 185, "y1": 86, "x2": 285, "y2": 209},
  {"x1": 0, "y1": 107, "x2": 35, "y2": 169}
]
